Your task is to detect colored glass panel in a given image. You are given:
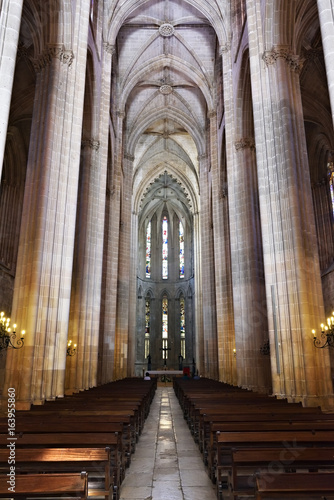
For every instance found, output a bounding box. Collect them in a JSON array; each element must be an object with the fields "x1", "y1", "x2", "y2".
[
  {"x1": 179, "y1": 221, "x2": 184, "y2": 278},
  {"x1": 146, "y1": 221, "x2": 151, "y2": 278},
  {"x1": 162, "y1": 216, "x2": 168, "y2": 279},
  {"x1": 162, "y1": 295, "x2": 168, "y2": 358},
  {"x1": 145, "y1": 298, "x2": 150, "y2": 358},
  {"x1": 180, "y1": 296, "x2": 186, "y2": 359}
]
